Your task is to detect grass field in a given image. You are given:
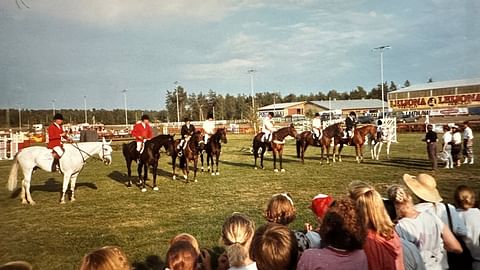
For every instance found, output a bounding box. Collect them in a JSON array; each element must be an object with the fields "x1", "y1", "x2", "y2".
[{"x1": 0, "y1": 133, "x2": 478, "y2": 269}]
